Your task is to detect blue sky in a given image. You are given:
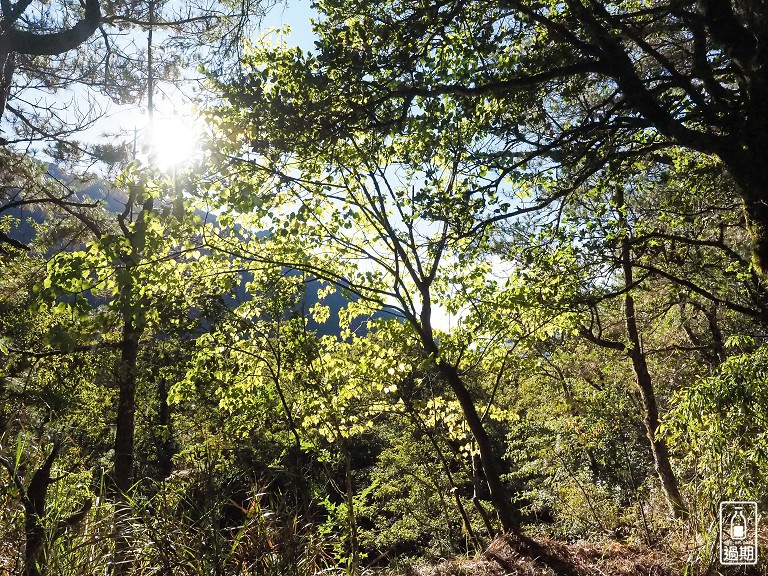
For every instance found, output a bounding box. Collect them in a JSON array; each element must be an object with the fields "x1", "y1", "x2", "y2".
[
  {"x1": 259, "y1": 0, "x2": 317, "y2": 50},
  {"x1": 7, "y1": 1, "x2": 320, "y2": 170}
]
